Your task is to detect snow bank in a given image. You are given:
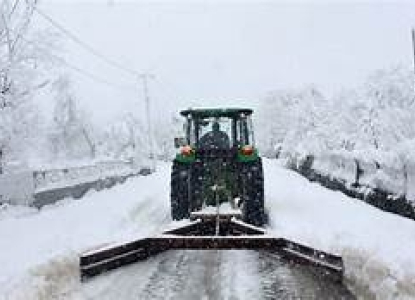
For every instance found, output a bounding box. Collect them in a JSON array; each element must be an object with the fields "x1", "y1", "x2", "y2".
[
  {"x1": 0, "y1": 163, "x2": 171, "y2": 299},
  {"x1": 264, "y1": 159, "x2": 415, "y2": 299},
  {"x1": 278, "y1": 149, "x2": 415, "y2": 223},
  {"x1": 284, "y1": 148, "x2": 415, "y2": 203}
]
